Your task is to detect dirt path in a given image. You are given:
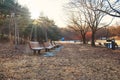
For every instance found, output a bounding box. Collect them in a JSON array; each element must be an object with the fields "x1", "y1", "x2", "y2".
[{"x1": 0, "y1": 44, "x2": 120, "y2": 80}]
